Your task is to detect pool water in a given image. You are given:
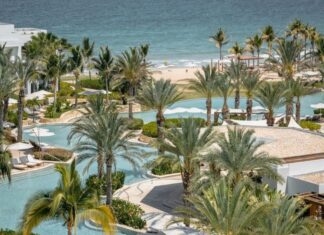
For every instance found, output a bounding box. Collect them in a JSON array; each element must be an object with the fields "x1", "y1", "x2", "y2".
[{"x1": 1, "y1": 95, "x2": 323, "y2": 234}]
